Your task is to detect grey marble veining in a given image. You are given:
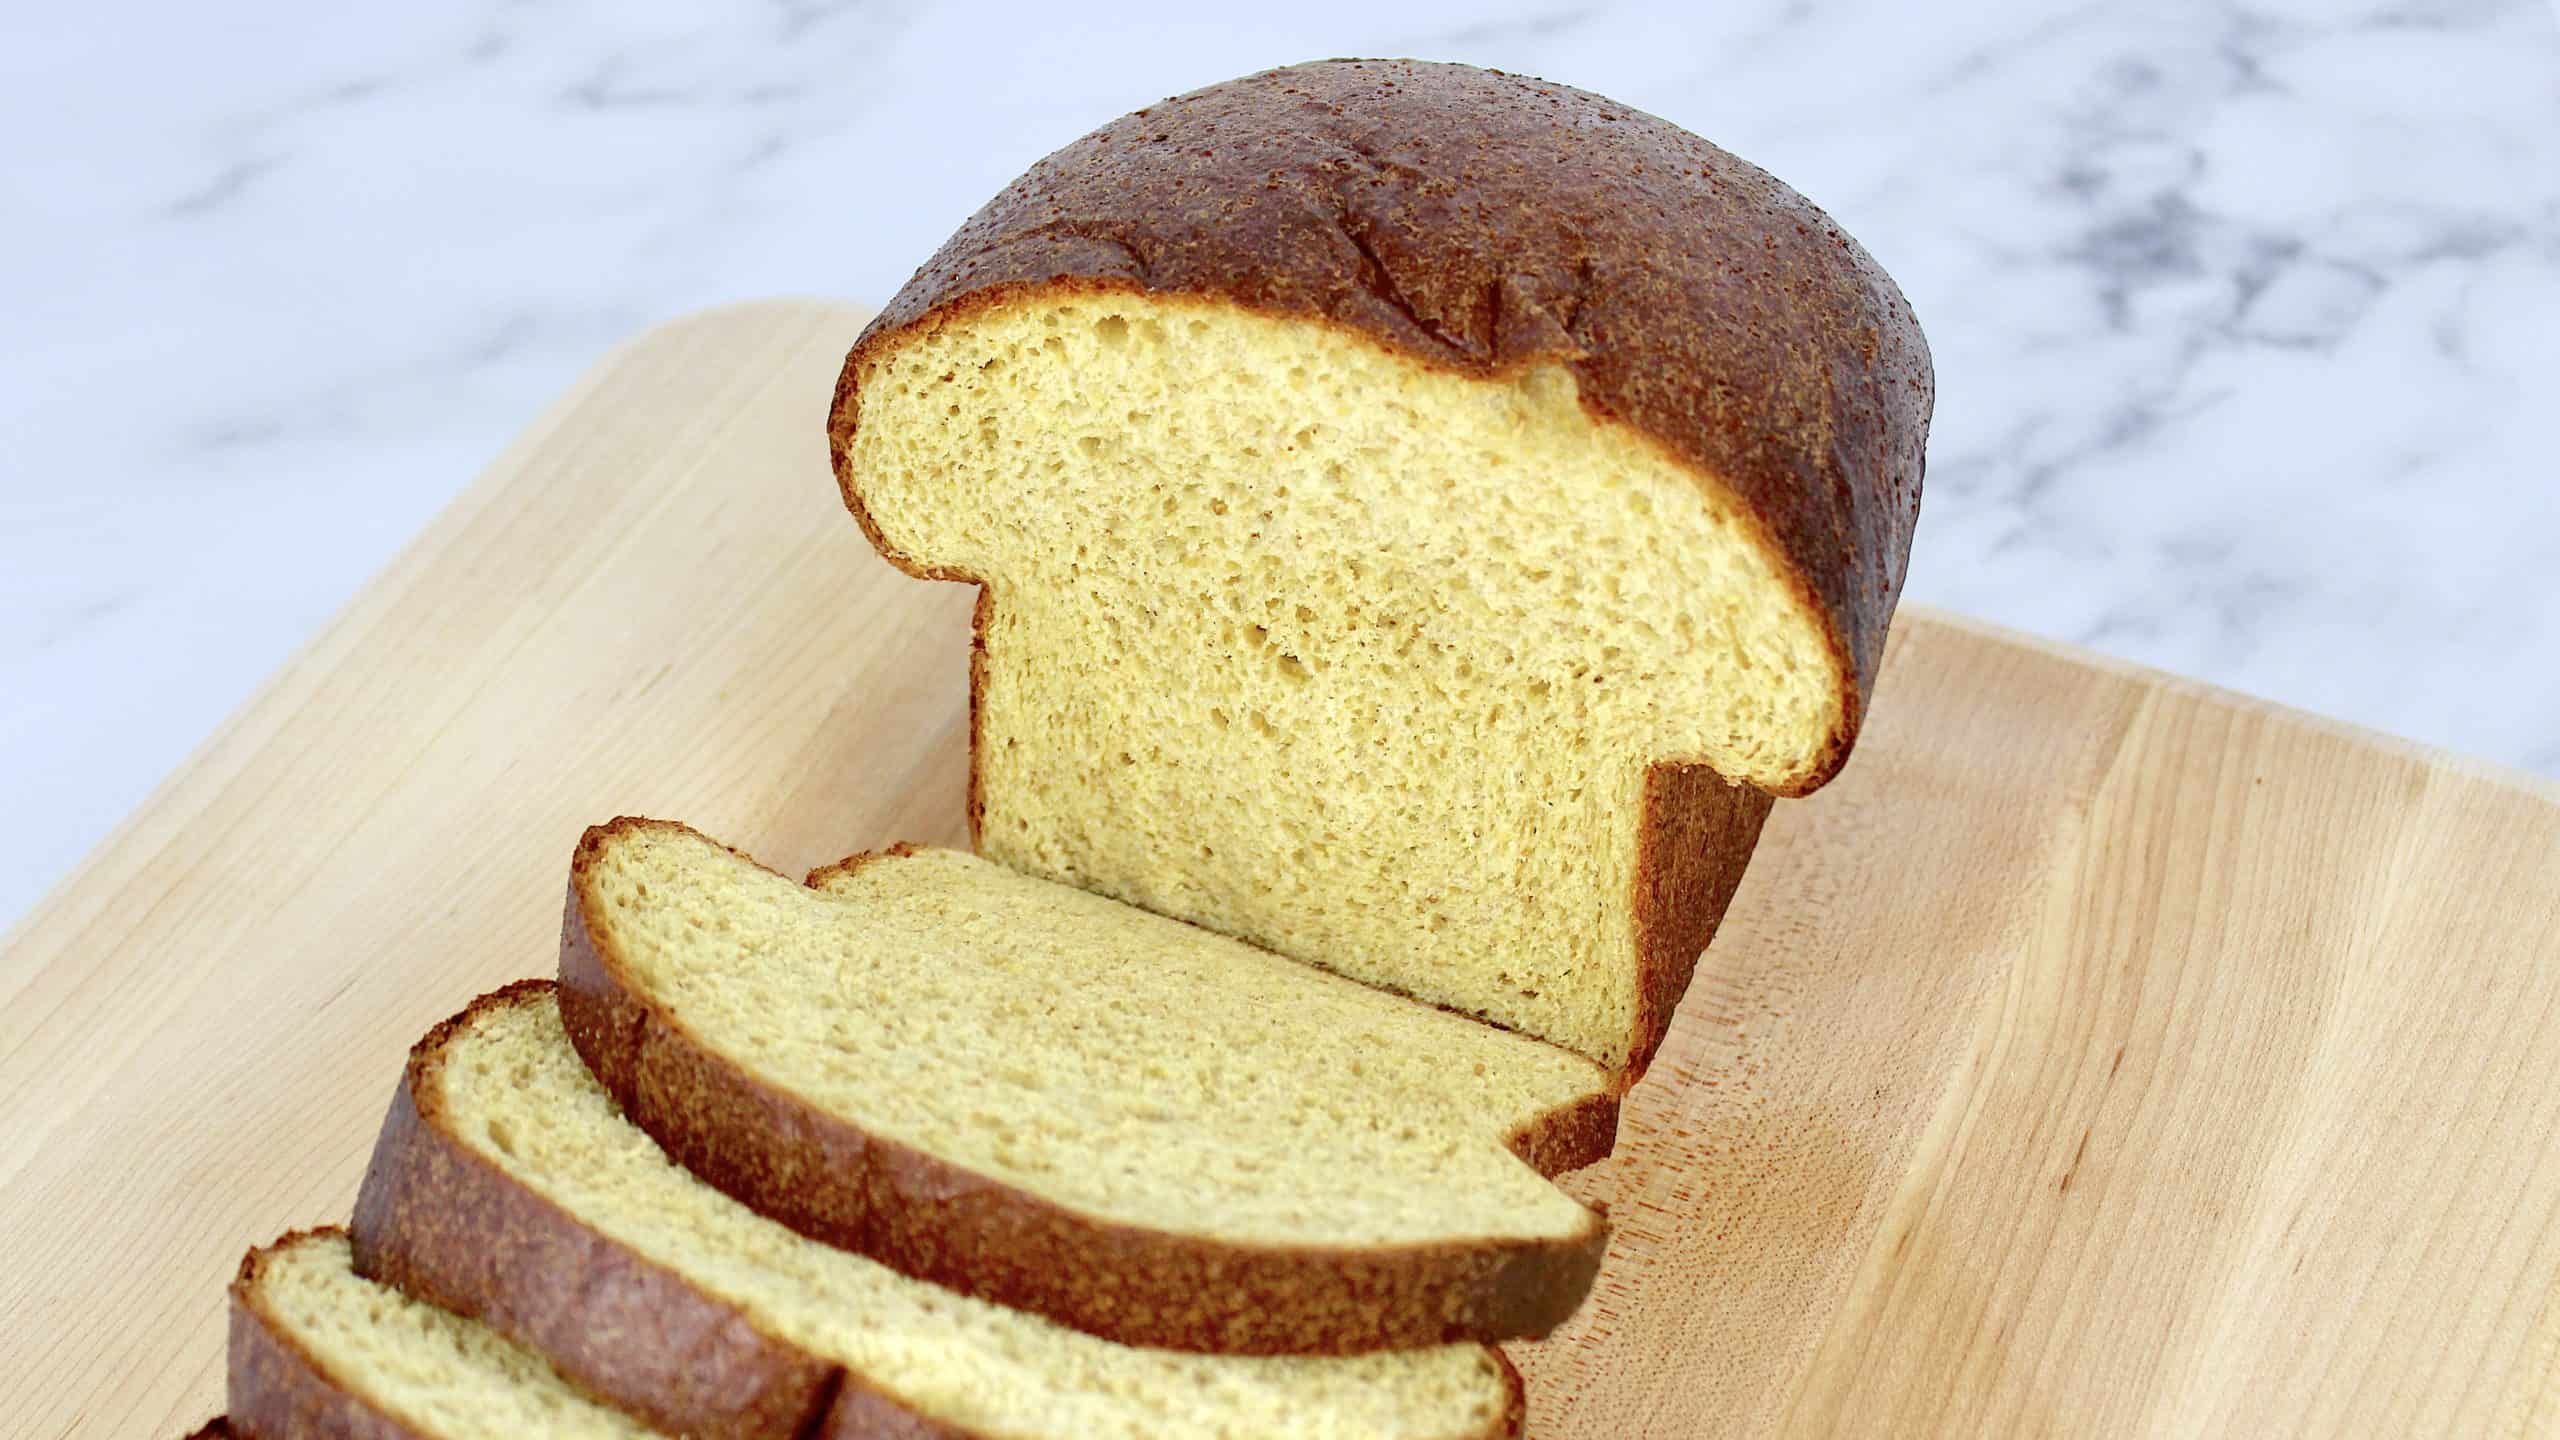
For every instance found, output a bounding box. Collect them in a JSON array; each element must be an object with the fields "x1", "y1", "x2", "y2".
[{"x1": 4, "y1": 1, "x2": 2556, "y2": 927}]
